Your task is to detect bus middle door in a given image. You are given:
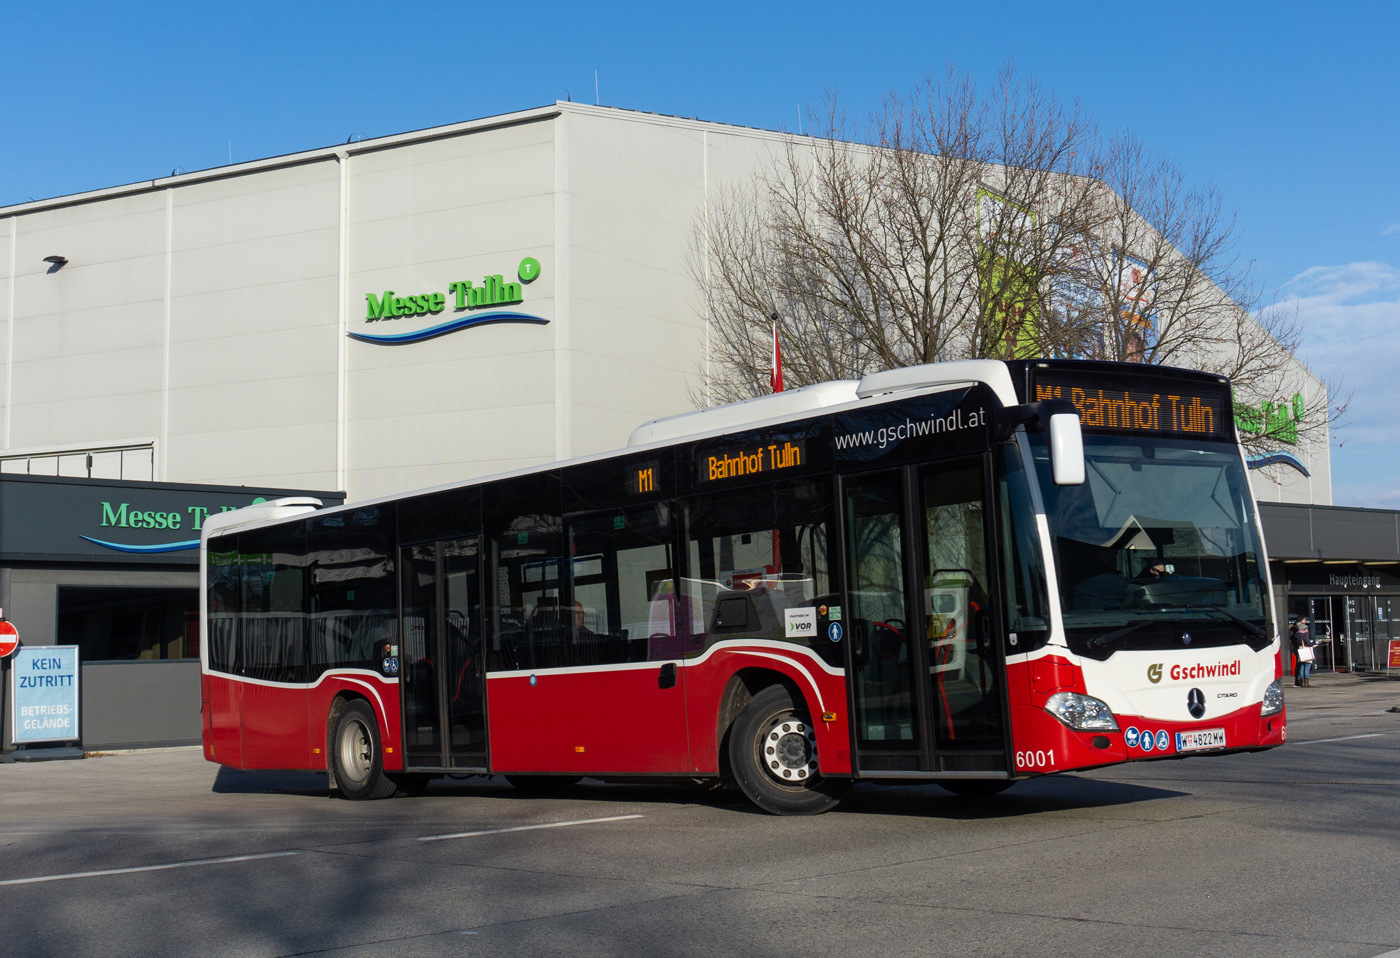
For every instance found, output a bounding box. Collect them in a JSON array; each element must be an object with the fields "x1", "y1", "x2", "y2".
[{"x1": 400, "y1": 537, "x2": 488, "y2": 771}]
